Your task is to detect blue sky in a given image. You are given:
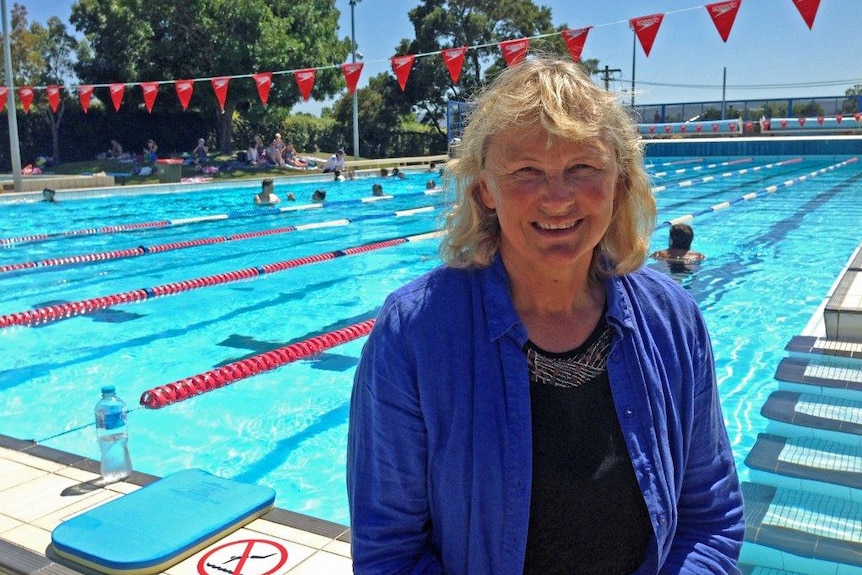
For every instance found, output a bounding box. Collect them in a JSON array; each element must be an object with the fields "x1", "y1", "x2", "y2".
[{"x1": 25, "y1": 0, "x2": 862, "y2": 114}]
